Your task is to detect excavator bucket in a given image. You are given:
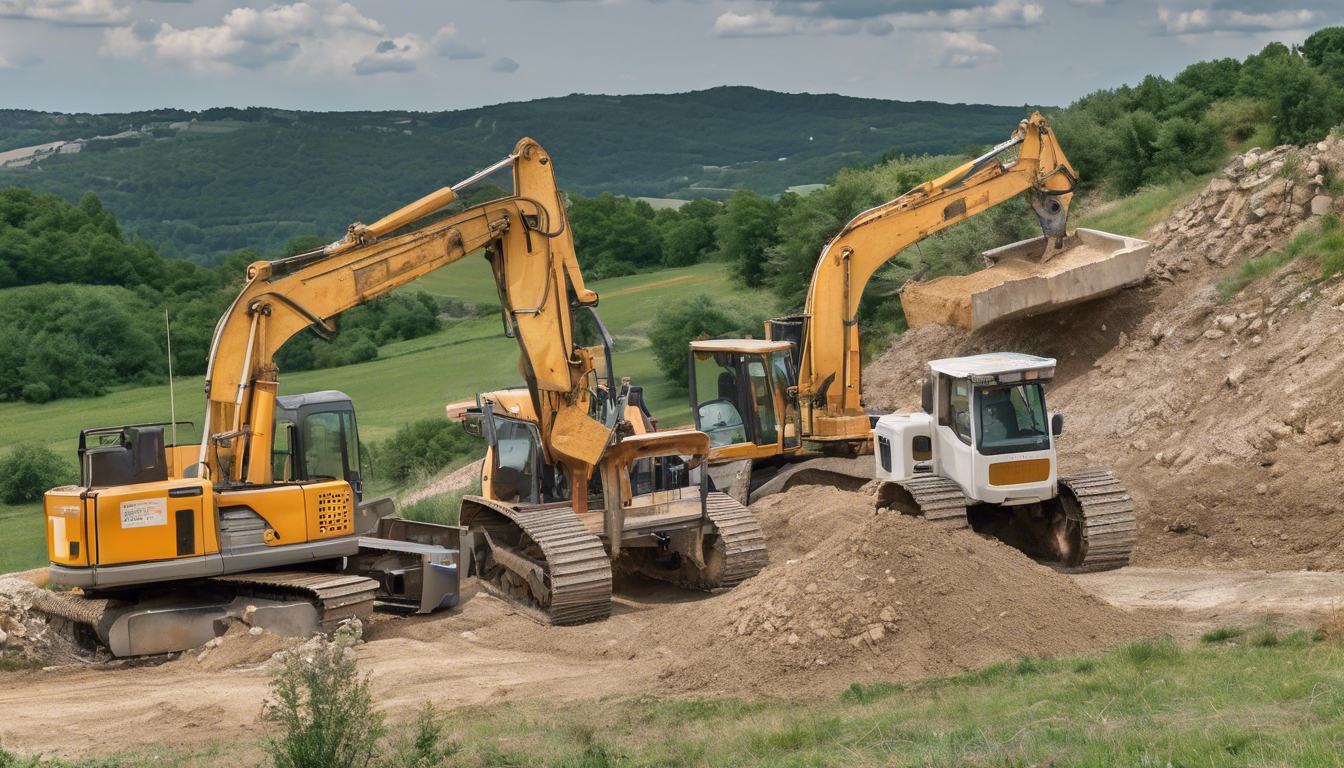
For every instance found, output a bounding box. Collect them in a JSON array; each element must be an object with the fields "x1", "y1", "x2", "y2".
[{"x1": 899, "y1": 229, "x2": 1151, "y2": 332}]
